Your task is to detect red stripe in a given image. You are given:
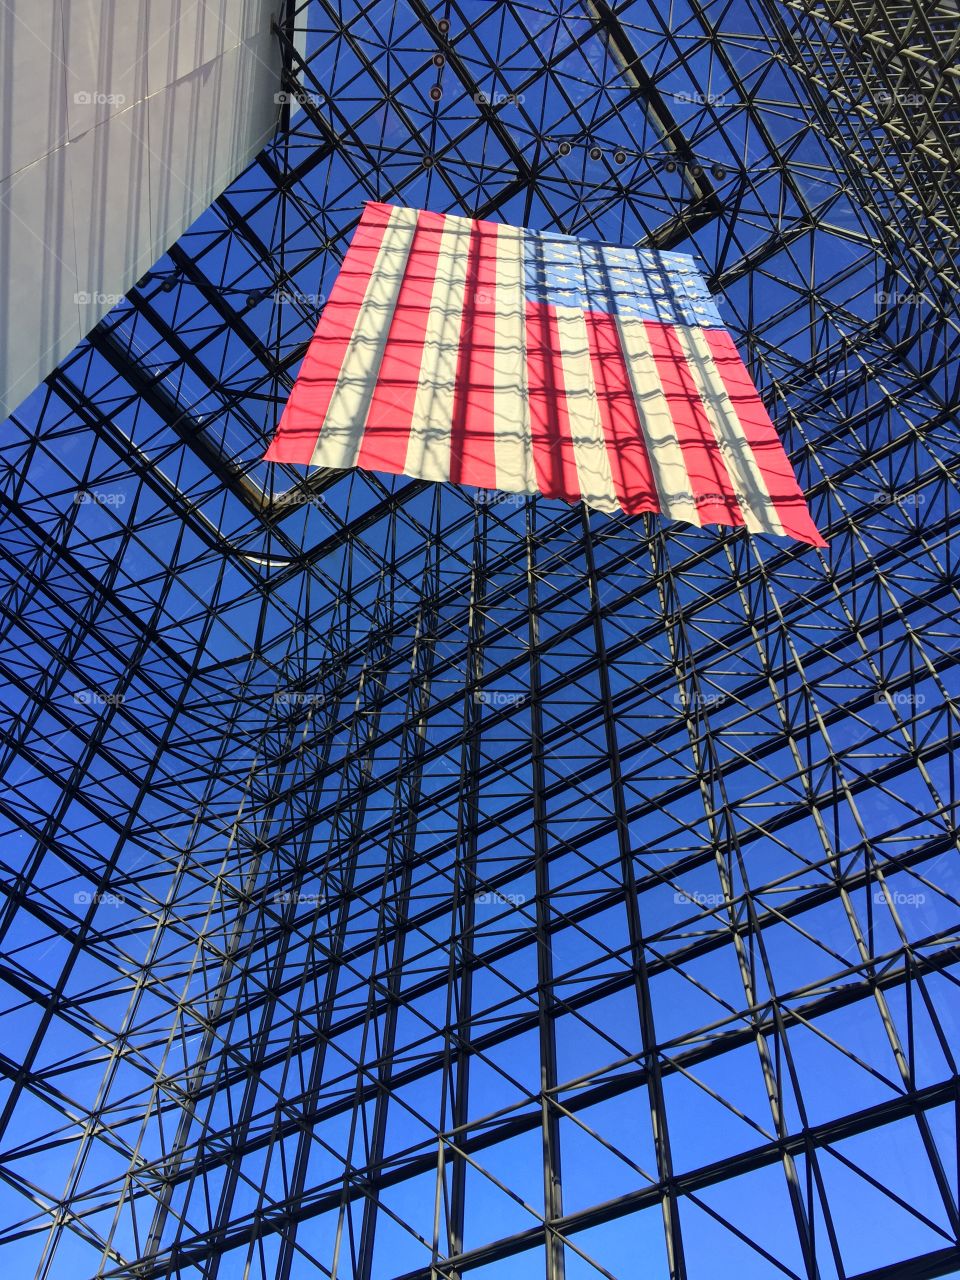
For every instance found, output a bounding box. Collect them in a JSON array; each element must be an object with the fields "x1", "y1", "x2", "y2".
[
  {"x1": 264, "y1": 203, "x2": 393, "y2": 464},
  {"x1": 645, "y1": 321, "x2": 744, "y2": 528},
  {"x1": 584, "y1": 310, "x2": 659, "y2": 516},
  {"x1": 526, "y1": 301, "x2": 580, "y2": 503},
  {"x1": 355, "y1": 209, "x2": 447, "y2": 476},
  {"x1": 449, "y1": 219, "x2": 499, "y2": 489},
  {"x1": 704, "y1": 329, "x2": 826, "y2": 547}
]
